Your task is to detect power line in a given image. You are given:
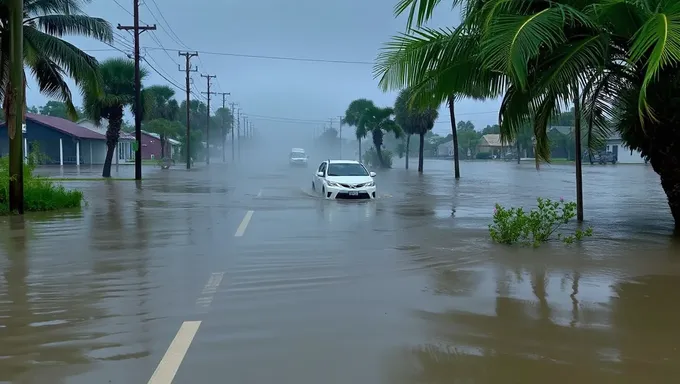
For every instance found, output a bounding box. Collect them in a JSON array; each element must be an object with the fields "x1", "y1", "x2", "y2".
[{"x1": 83, "y1": 46, "x2": 374, "y2": 65}]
